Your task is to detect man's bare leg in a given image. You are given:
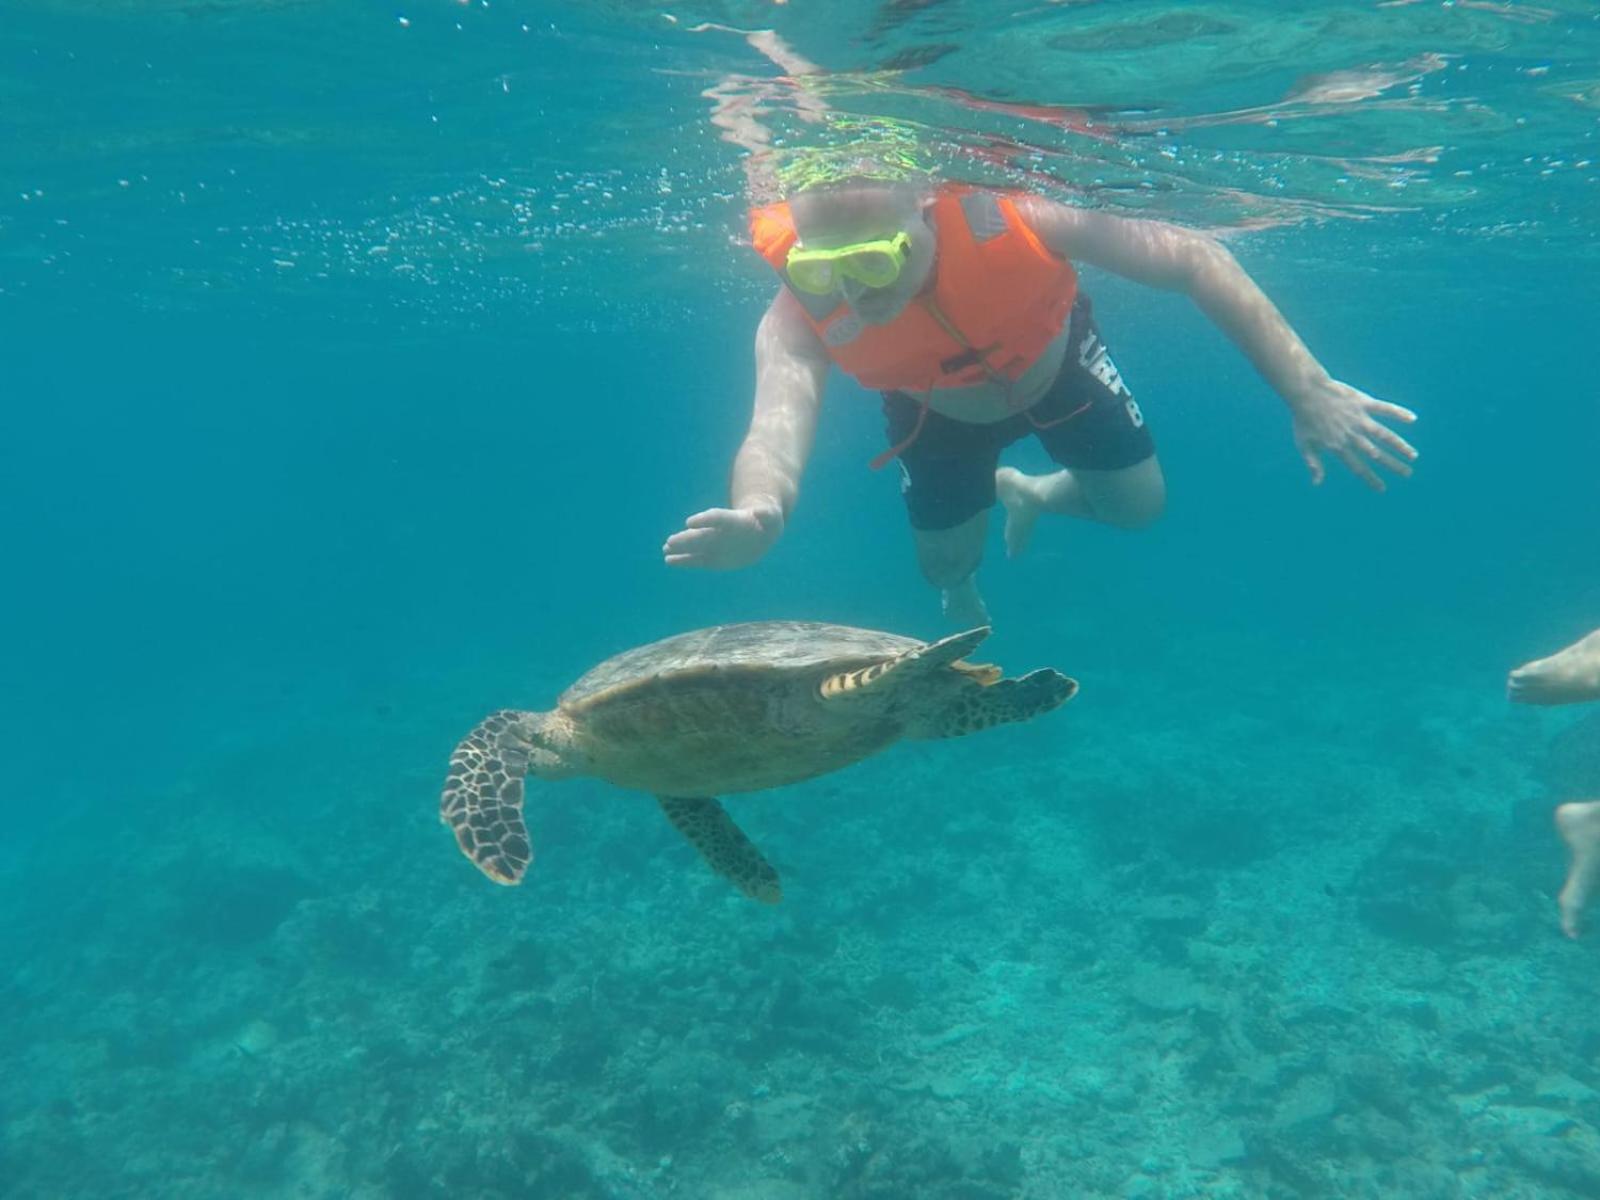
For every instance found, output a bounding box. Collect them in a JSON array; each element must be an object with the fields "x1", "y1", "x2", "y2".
[
  {"x1": 914, "y1": 511, "x2": 991, "y2": 627},
  {"x1": 1556, "y1": 802, "x2": 1600, "y2": 938},
  {"x1": 1508, "y1": 627, "x2": 1600, "y2": 706},
  {"x1": 996, "y1": 458, "x2": 1166, "y2": 558},
  {"x1": 1508, "y1": 628, "x2": 1600, "y2": 936}
]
